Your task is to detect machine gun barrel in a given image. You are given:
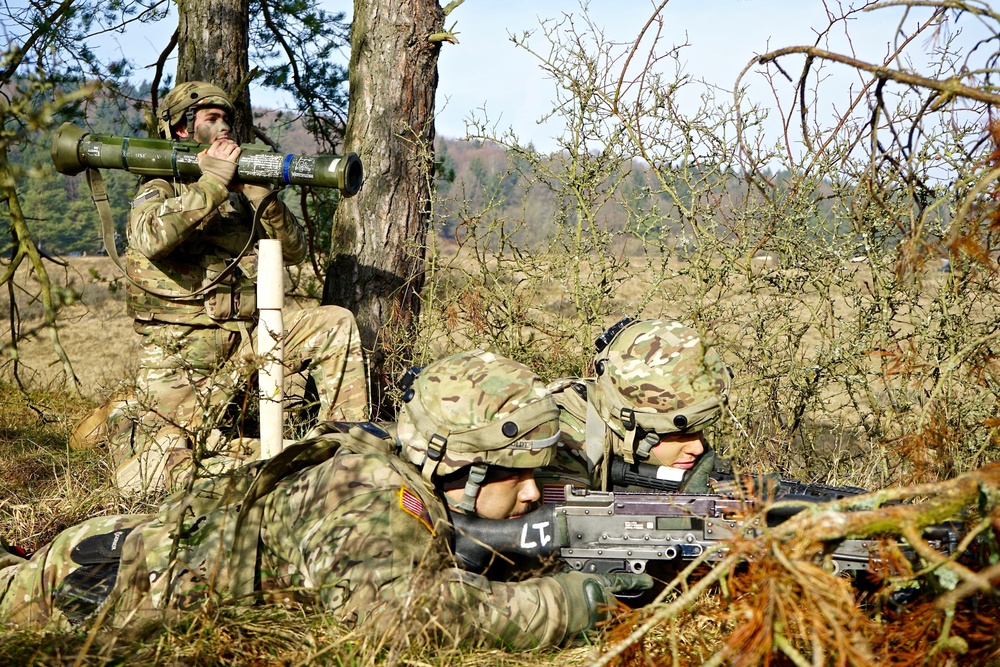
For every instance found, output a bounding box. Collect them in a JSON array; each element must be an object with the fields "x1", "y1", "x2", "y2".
[{"x1": 50, "y1": 122, "x2": 363, "y2": 196}]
